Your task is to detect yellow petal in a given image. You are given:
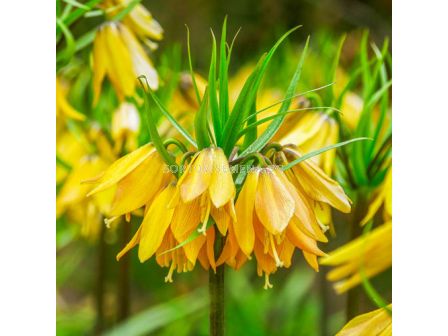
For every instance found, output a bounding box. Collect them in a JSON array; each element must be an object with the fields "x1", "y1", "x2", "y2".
[
  {"x1": 92, "y1": 28, "x2": 108, "y2": 105},
  {"x1": 138, "y1": 184, "x2": 176, "y2": 262},
  {"x1": 255, "y1": 167, "x2": 295, "y2": 235},
  {"x1": 234, "y1": 168, "x2": 259, "y2": 256},
  {"x1": 209, "y1": 148, "x2": 235, "y2": 208},
  {"x1": 171, "y1": 198, "x2": 201, "y2": 242},
  {"x1": 276, "y1": 169, "x2": 328, "y2": 242},
  {"x1": 286, "y1": 218, "x2": 326, "y2": 257},
  {"x1": 180, "y1": 149, "x2": 213, "y2": 202},
  {"x1": 87, "y1": 143, "x2": 155, "y2": 196},
  {"x1": 286, "y1": 148, "x2": 351, "y2": 213},
  {"x1": 303, "y1": 251, "x2": 319, "y2": 272},
  {"x1": 109, "y1": 155, "x2": 168, "y2": 216},
  {"x1": 337, "y1": 305, "x2": 392, "y2": 336},
  {"x1": 117, "y1": 225, "x2": 142, "y2": 261}
]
